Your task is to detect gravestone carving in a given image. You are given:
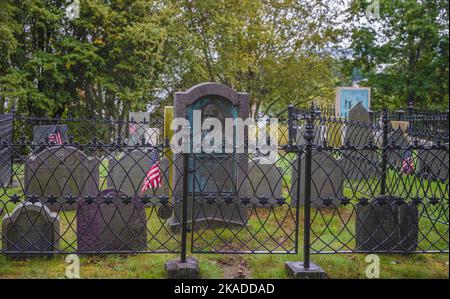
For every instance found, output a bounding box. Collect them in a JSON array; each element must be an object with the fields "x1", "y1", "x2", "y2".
[
  {"x1": 2, "y1": 202, "x2": 60, "y2": 255},
  {"x1": 107, "y1": 150, "x2": 170, "y2": 204},
  {"x1": 170, "y1": 83, "x2": 249, "y2": 230},
  {"x1": 247, "y1": 157, "x2": 282, "y2": 206},
  {"x1": 291, "y1": 150, "x2": 344, "y2": 208},
  {"x1": 355, "y1": 197, "x2": 418, "y2": 252},
  {"x1": 342, "y1": 103, "x2": 378, "y2": 180},
  {"x1": 24, "y1": 146, "x2": 99, "y2": 211},
  {"x1": 77, "y1": 189, "x2": 147, "y2": 252}
]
